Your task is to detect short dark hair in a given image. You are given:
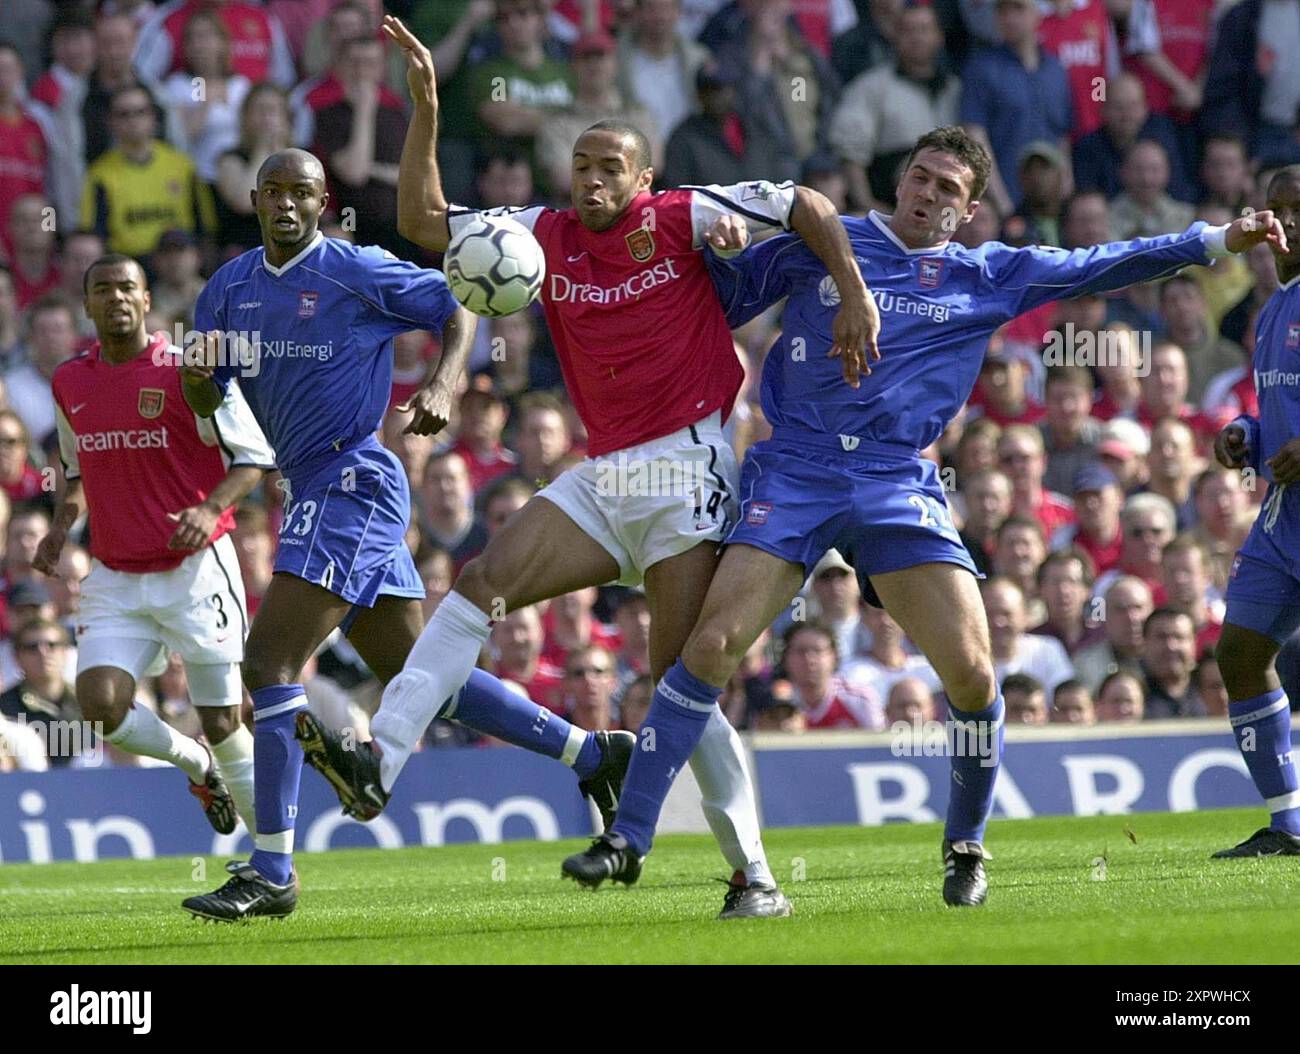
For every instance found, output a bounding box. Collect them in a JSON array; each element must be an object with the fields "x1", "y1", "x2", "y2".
[
  {"x1": 902, "y1": 125, "x2": 991, "y2": 201},
  {"x1": 1043, "y1": 362, "x2": 1094, "y2": 394},
  {"x1": 14, "y1": 616, "x2": 68, "y2": 649},
  {"x1": 581, "y1": 119, "x2": 652, "y2": 172},
  {"x1": 1002, "y1": 672, "x2": 1044, "y2": 697},
  {"x1": 1143, "y1": 605, "x2": 1193, "y2": 637},
  {"x1": 1053, "y1": 678, "x2": 1089, "y2": 704},
  {"x1": 83, "y1": 253, "x2": 145, "y2": 295},
  {"x1": 1267, "y1": 164, "x2": 1300, "y2": 197},
  {"x1": 782, "y1": 619, "x2": 839, "y2": 662},
  {"x1": 1037, "y1": 546, "x2": 1095, "y2": 588}
]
